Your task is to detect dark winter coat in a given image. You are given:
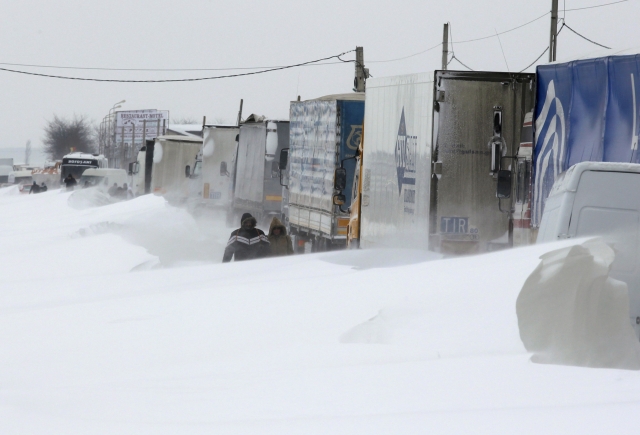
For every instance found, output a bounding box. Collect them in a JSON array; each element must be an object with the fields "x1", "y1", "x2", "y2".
[
  {"x1": 222, "y1": 215, "x2": 270, "y2": 262},
  {"x1": 64, "y1": 176, "x2": 77, "y2": 191},
  {"x1": 29, "y1": 183, "x2": 40, "y2": 194},
  {"x1": 268, "y1": 217, "x2": 293, "y2": 256}
]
